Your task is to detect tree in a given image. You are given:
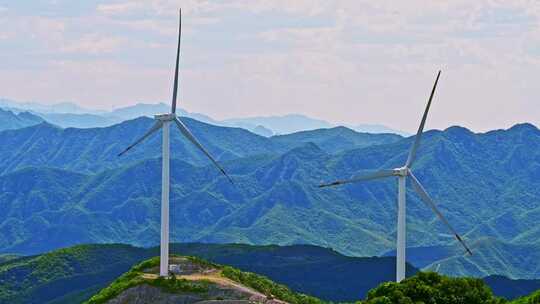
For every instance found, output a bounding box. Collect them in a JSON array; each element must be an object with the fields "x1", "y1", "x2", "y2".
[{"x1": 362, "y1": 272, "x2": 506, "y2": 304}]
